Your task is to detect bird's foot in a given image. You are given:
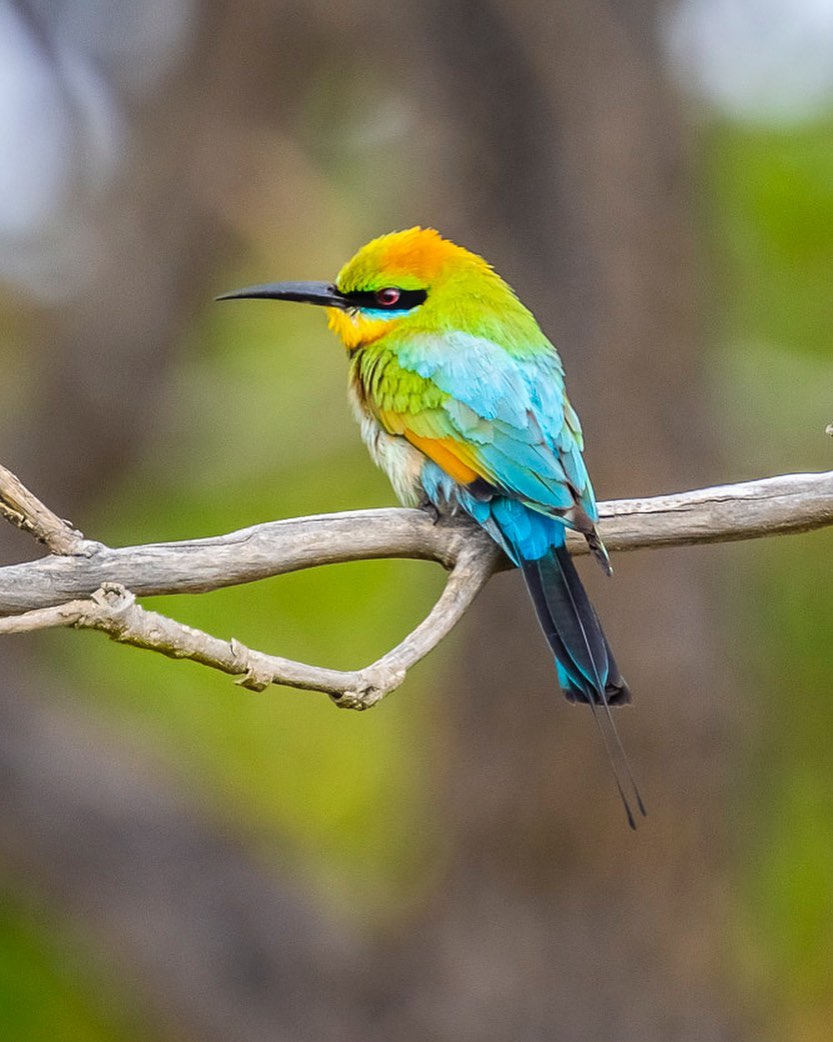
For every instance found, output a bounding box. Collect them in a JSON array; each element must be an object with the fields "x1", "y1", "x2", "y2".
[{"x1": 418, "y1": 498, "x2": 443, "y2": 525}]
